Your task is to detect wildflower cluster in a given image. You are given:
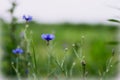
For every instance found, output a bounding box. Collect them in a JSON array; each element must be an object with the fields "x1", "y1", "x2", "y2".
[
  {"x1": 12, "y1": 15, "x2": 56, "y2": 79},
  {"x1": 8, "y1": 14, "x2": 118, "y2": 80}
]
